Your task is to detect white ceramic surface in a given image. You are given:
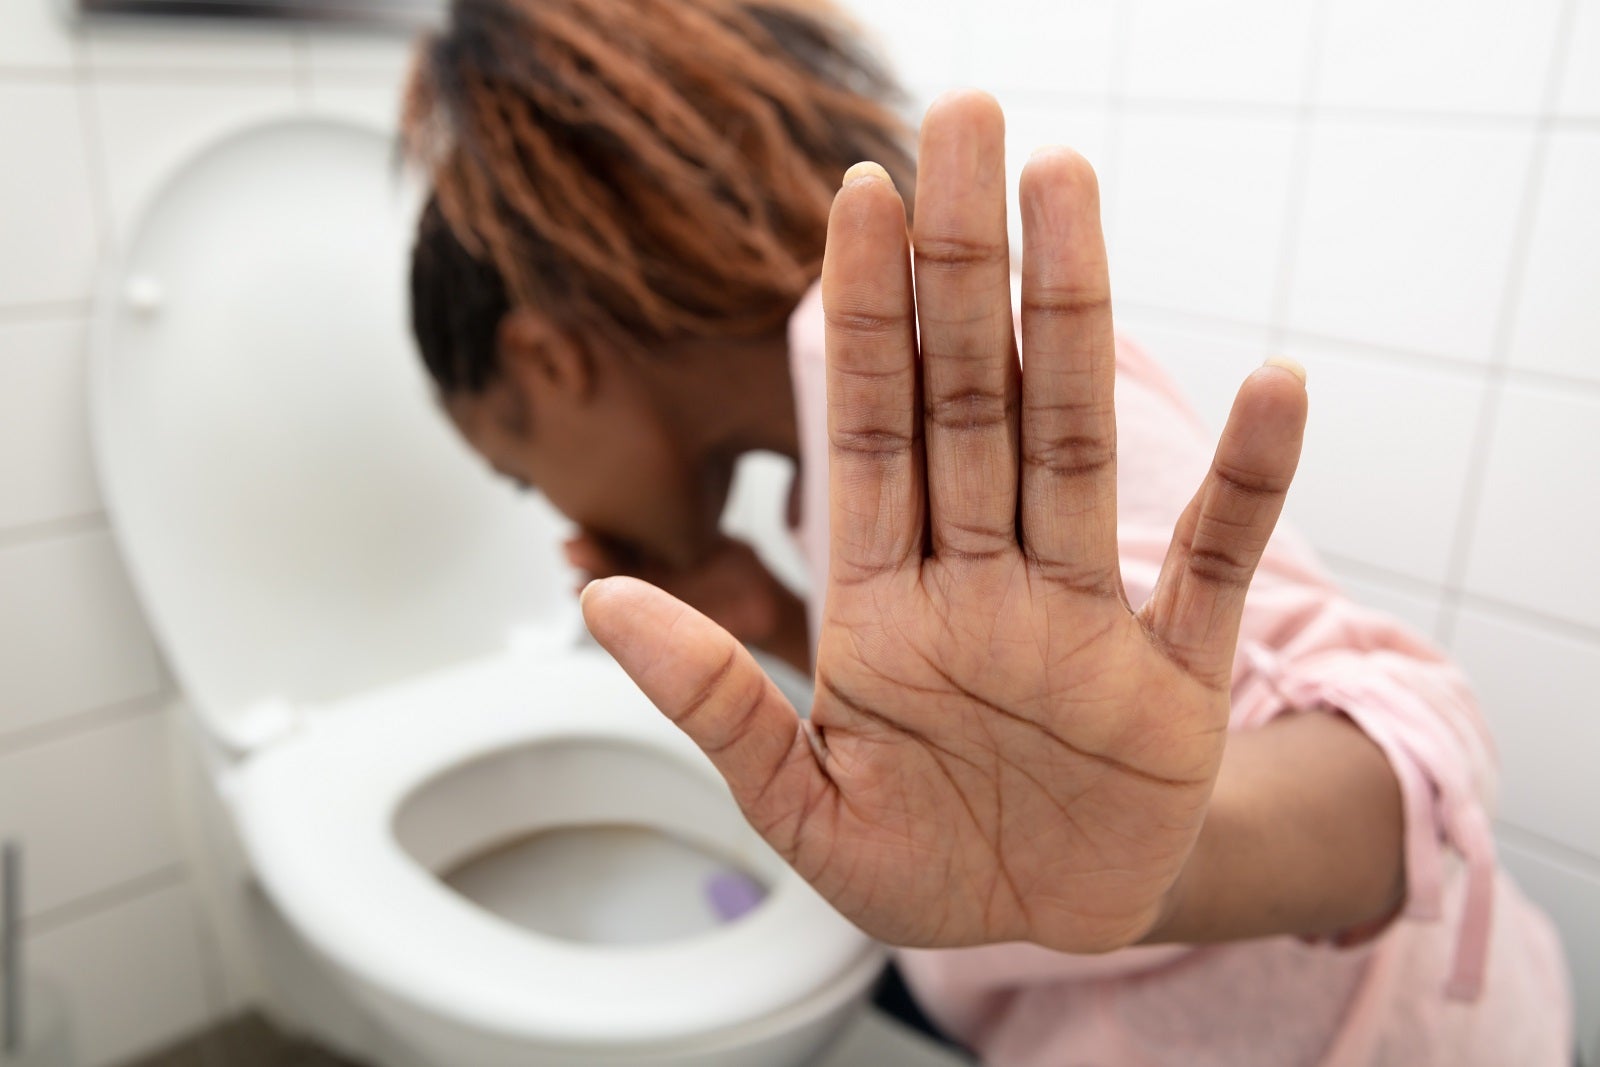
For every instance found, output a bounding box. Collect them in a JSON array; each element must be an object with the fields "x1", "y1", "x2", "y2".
[
  {"x1": 233, "y1": 650, "x2": 884, "y2": 1065},
  {"x1": 89, "y1": 118, "x2": 572, "y2": 745}
]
